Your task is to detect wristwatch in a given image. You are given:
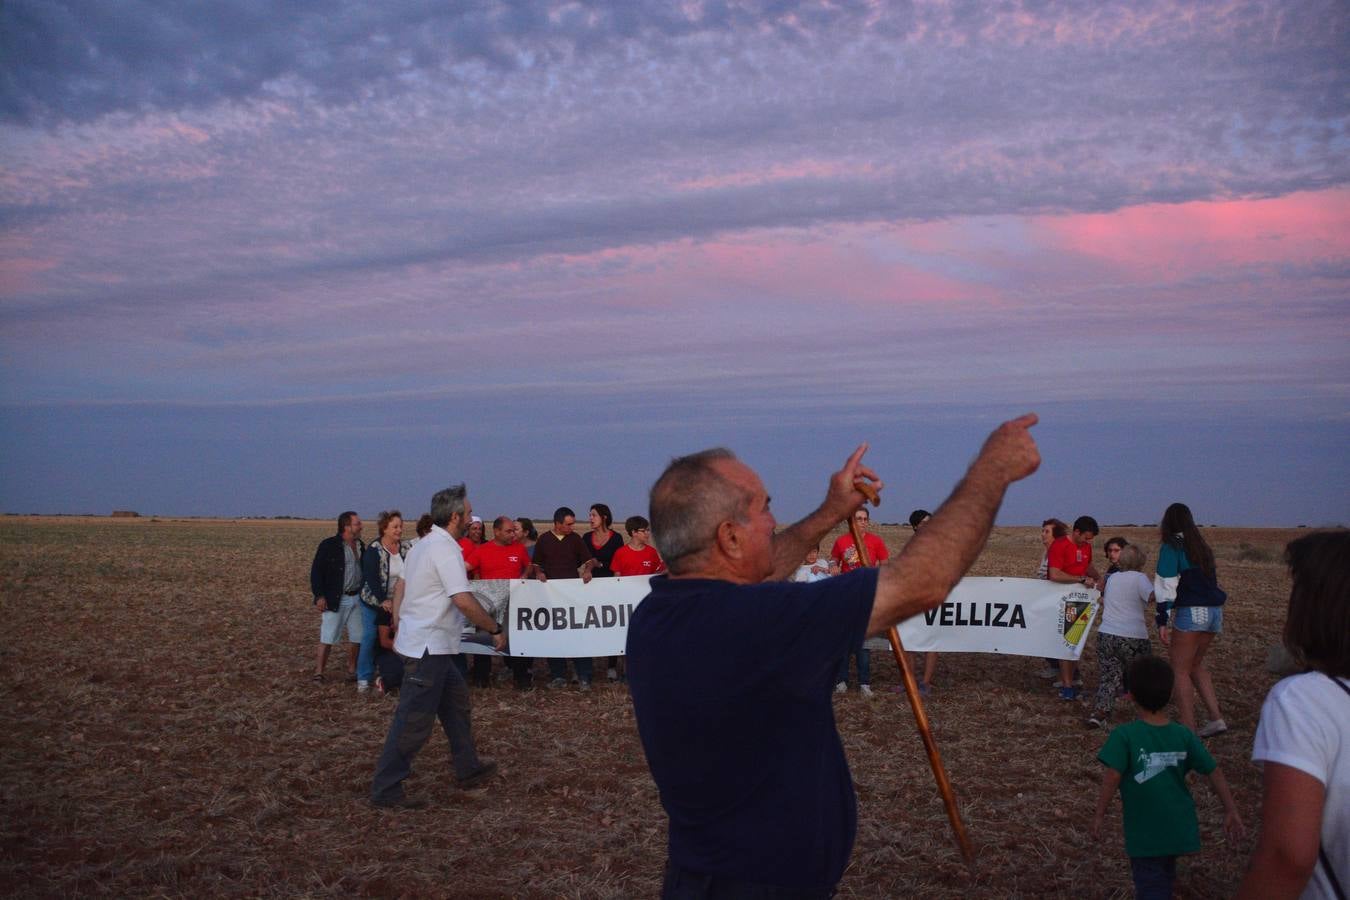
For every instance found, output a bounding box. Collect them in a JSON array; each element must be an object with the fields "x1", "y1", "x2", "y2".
[{"x1": 489, "y1": 625, "x2": 502, "y2": 636}]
